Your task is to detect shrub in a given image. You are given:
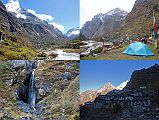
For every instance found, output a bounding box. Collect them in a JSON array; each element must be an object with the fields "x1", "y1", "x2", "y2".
[
  {"x1": 90, "y1": 47, "x2": 103, "y2": 54},
  {"x1": 37, "y1": 52, "x2": 47, "y2": 57}
]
